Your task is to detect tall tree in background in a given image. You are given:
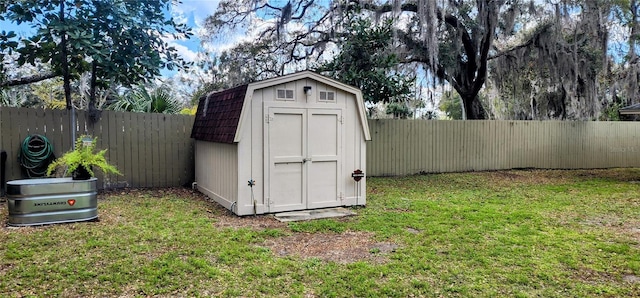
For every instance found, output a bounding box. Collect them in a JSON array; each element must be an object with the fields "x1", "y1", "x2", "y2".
[
  {"x1": 488, "y1": 1, "x2": 612, "y2": 120},
  {"x1": 203, "y1": 0, "x2": 541, "y2": 119},
  {"x1": 203, "y1": 0, "x2": 640, "y2": 120}
]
